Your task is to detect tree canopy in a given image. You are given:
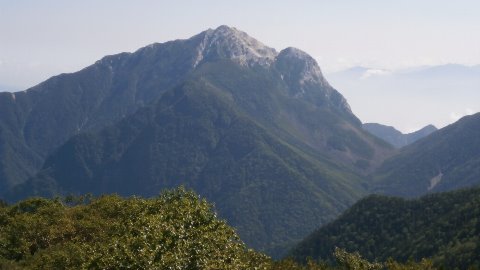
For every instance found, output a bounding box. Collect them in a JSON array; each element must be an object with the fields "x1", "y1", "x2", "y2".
[{"x1": 0, "y1": 188, "x2": 269, "y2": 269}]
